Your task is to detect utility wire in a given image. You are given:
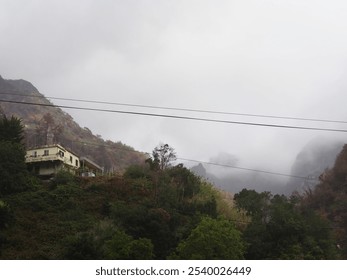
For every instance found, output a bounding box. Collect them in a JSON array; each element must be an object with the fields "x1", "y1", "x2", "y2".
[
  {"x1": 71, "y1": 140, "x2": 316, "y2": 180},
  {"x1": 3, "y1": 96, "x2": 325, "y2": 179},
  {"x1": 1, "y1": 91, "x2": 347, "y2": 124},
  {"x1": 0, "y1": 96, "x2": 336, "y2": 179},
  {"x1": 2, "y1": 99, "x2": 347, "y2": 133},
  {"x1": 177, "y1": 157, "x2": 313, "y2": 180}
]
